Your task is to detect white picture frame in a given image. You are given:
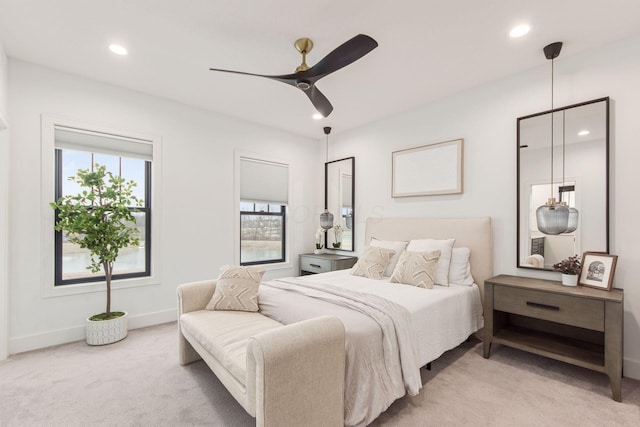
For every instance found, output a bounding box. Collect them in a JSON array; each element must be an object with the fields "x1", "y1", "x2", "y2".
[{"x1": 392, "y1": 138, "x2": 463, "y2": 197}]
